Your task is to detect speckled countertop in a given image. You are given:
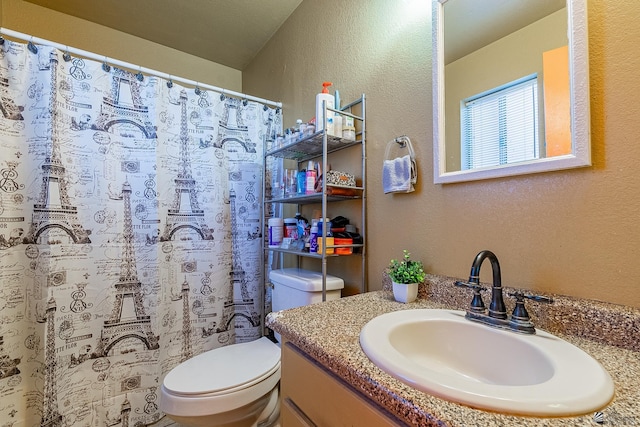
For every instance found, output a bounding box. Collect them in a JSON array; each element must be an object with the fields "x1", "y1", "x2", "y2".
[{"x1": 266, "y1": 274, "x2": 640, "y2": 426}]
